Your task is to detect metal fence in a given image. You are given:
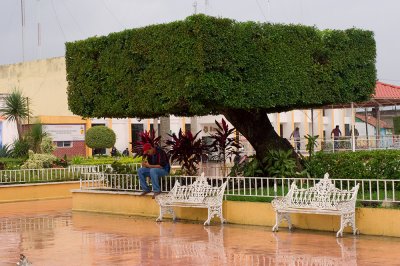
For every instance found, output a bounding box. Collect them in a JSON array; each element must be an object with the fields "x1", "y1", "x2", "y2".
[
  {"x1": 0, "y1": 163, "x2": 142, "y2": 184},
  {"x1": 0, "y1": 168, "x2": 81, "y2": 184},
  {"x1": 68, "y1": 163, "x2": 142, "y2": 173},
  {"x1": 290, "y1": 135, "x2": 400, "y2": 154},
  {"x1": 80, "y1": 173, "x2": 400, "y2": 203}
]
